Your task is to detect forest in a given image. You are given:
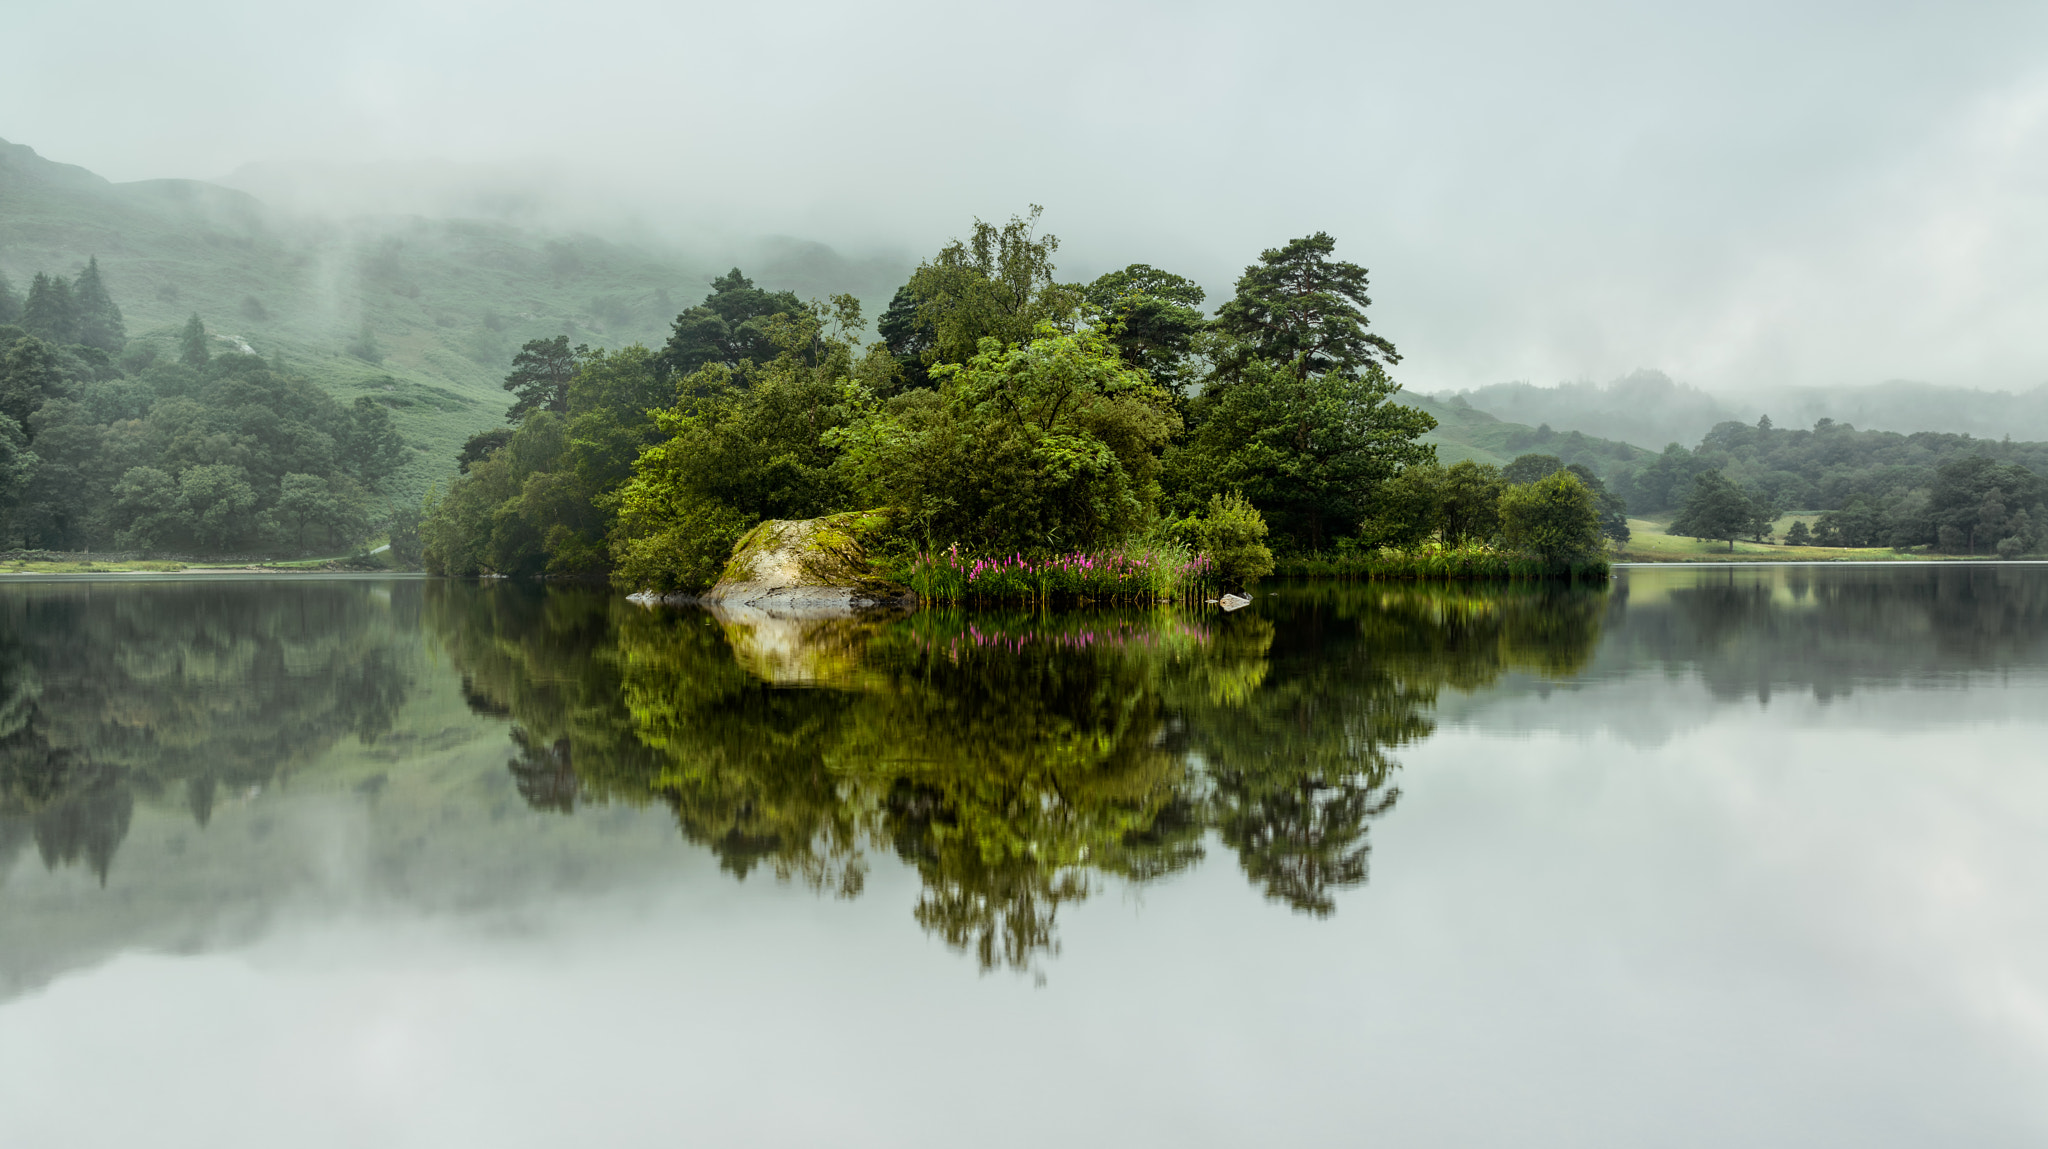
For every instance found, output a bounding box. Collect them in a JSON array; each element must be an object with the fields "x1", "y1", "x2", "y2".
[
  {"x1": 422, "y1": 213, "x2": 1614, "y2": 590},
  {"x1": 0, "y1": 262, "x2": 410, "y2": 555},
  {"x1": 1618, "y1": 415, "x2": 2048, "y2": 553}
]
